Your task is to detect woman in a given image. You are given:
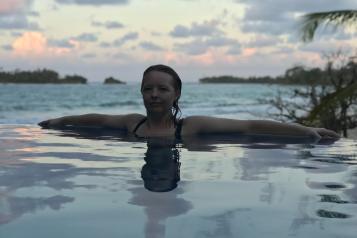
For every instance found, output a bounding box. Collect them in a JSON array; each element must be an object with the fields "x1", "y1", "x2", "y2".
[{"x1": 38, "y1": 64, "x2": 340, "y2": 141}]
